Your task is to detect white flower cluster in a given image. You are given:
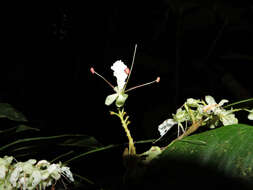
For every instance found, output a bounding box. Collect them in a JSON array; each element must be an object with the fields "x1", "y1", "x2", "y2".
[
  {"x1": 158, "y1": 95, "x2": 240, "y2": 138},
  {"x1": 0, "y1": 156, "x2": 74, "y2": 190}
]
